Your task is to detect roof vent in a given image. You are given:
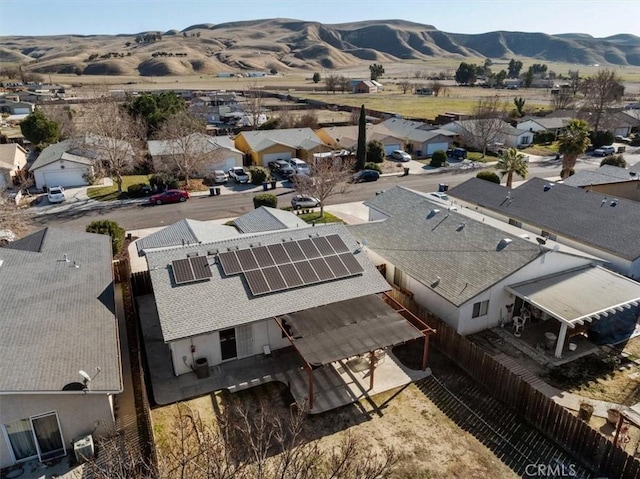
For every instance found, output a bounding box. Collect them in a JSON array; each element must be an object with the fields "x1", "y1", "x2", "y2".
[
  {"x1": 601, "y1": 197, "x2": 607, "y2": 207},
  {"x1": 427, "y1": 209, "x2": 440, "y2": 219},
  {"x1": 630, "y1": 171, "x2": 637, "y2": 177},
  {"x1": 456, "y1": 223, "x2": 466, "y2": 231},
  {"x1": 610, "y1": 199, "x2": 618, "y2": 207},
  {"x1": 207, "y1": 249, "x2": 218, "y2": 256},
  {"x1": 186, "y1": 252, "x2": 199, "y2": 257},
  {"x1": 543, "y1": 183, "x2": 554, "y2": 192},
  {"x1": 497, "y1": 238, "x2": 513, "y2": 250}
]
